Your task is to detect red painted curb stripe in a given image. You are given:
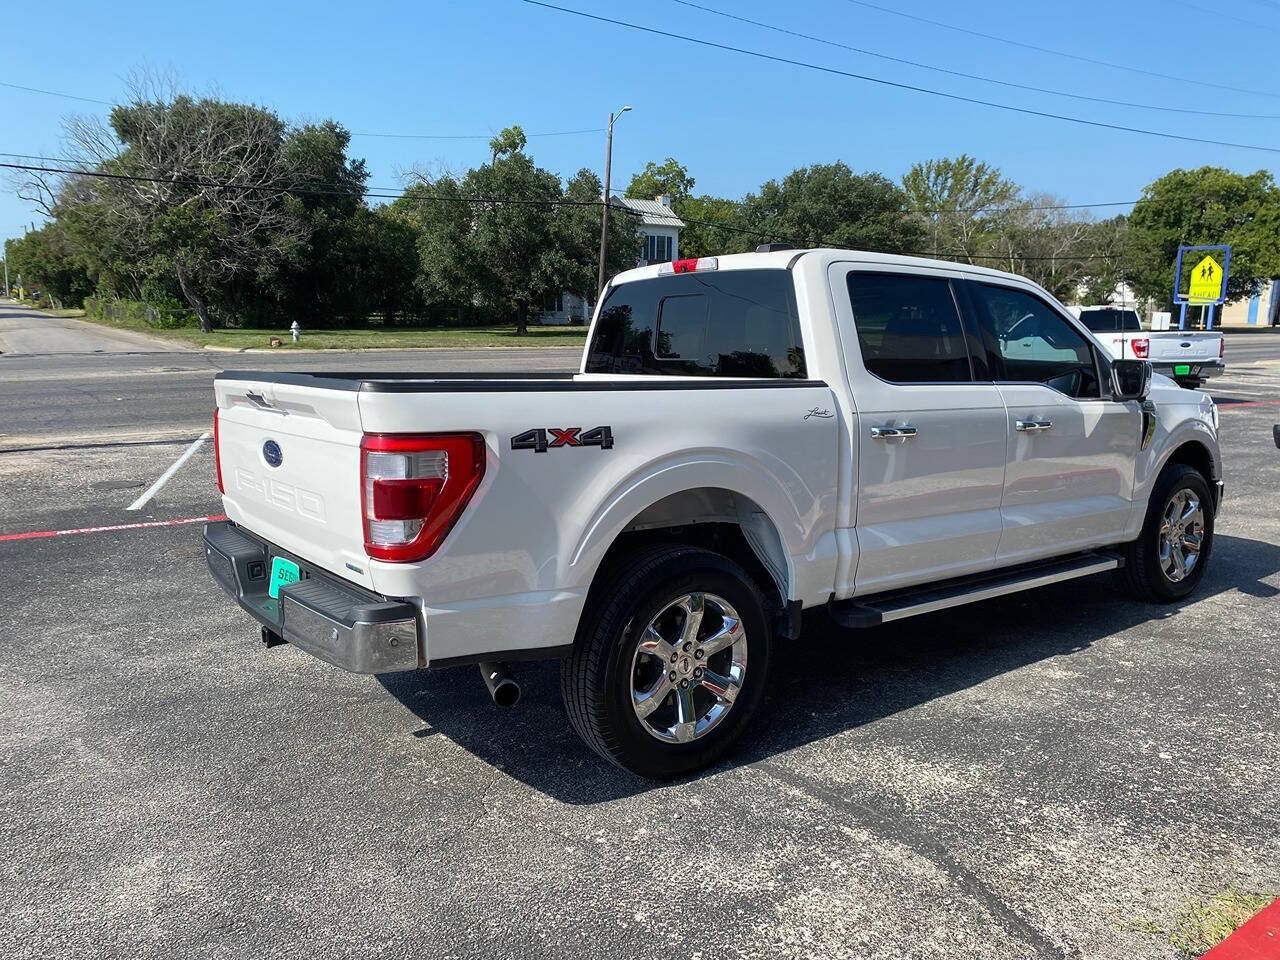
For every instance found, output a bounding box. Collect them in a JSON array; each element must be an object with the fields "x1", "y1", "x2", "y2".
[
  {"x1": 0, "y1": 514, "x2": 228, "y2": 543},
  {"x1": 1201, "y1": 897, "x2": 1280, "y2": 959},
  {"x1": 1217, "y1": 399, "x2": 1280, "y2": 409}
]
